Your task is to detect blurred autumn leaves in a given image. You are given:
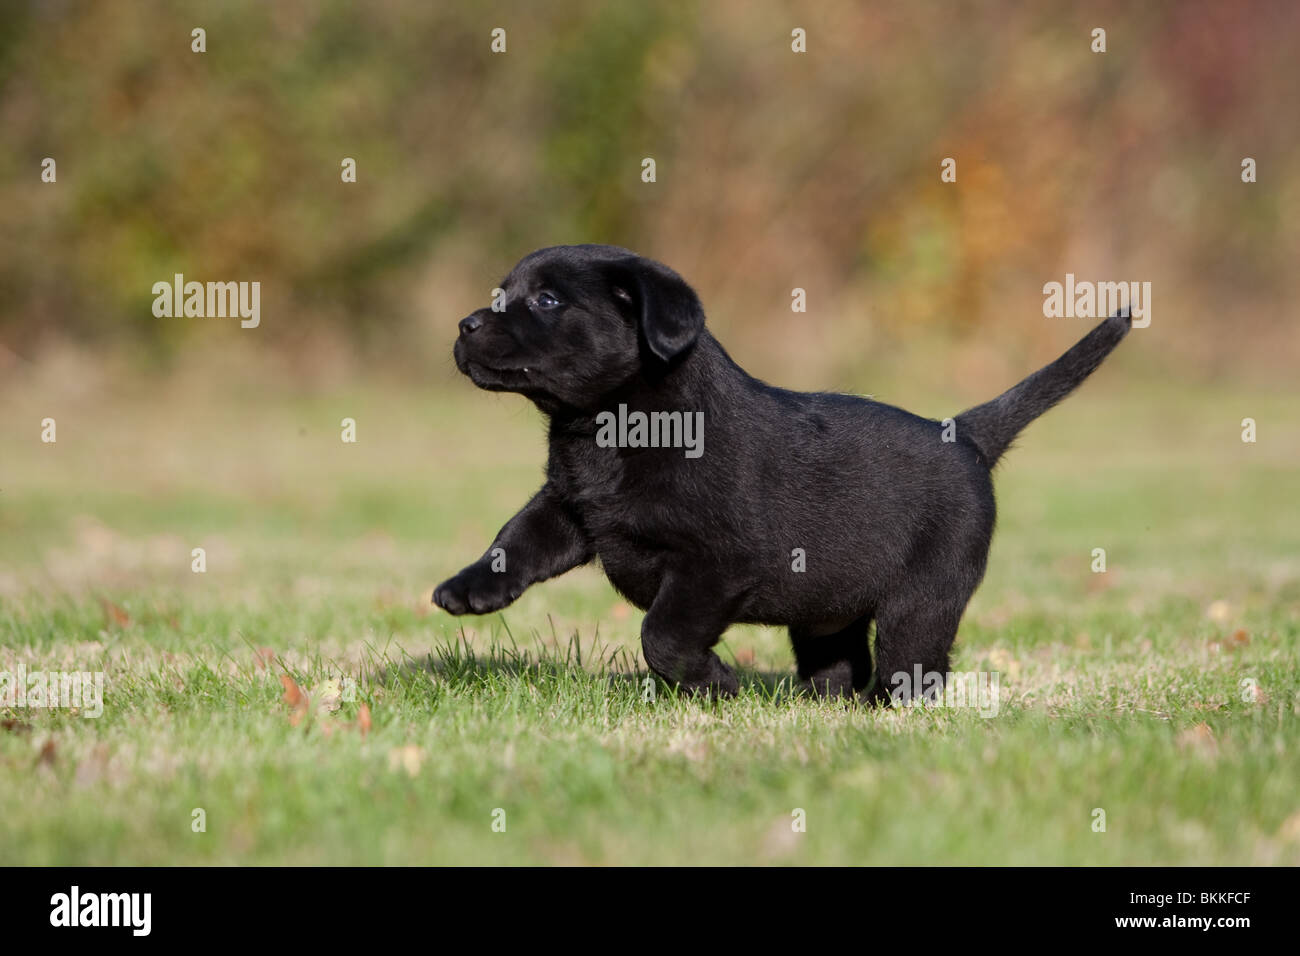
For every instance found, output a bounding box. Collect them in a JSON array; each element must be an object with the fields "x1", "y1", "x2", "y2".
[
  {"x1": 278, "y1": 668, "x2": 371, "y2": 735},
  {"x1": 2, "y1": 0, "x2": 1296, "y2": 383}
]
